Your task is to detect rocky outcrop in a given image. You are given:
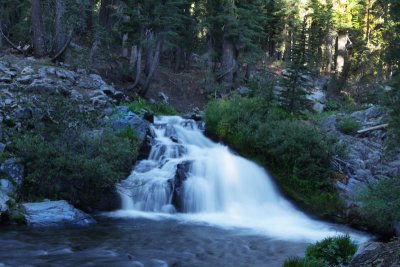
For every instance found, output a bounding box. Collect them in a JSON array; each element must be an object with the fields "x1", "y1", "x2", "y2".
[
  {"x1": 350, "y1": 239, "x2": 400, "y2": 267},
  {"x1": 21, "y1": 200, "x2": 95, "y2": 227},
  {"x1": 0, "y1": 190, "x2": 10, "y2": 220},
  {"x1": 0, "y1": 158, "x2": 24, "y2": 187},
  {"x1": 112, "y1": 106, "x2": 150, "y2": 143},
  {"x1": 170, "y1": 161, "x2": 192, "y2": 212},
  {"x1": 323, "y1": 106, "x2": 400, "y2": 230}
]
